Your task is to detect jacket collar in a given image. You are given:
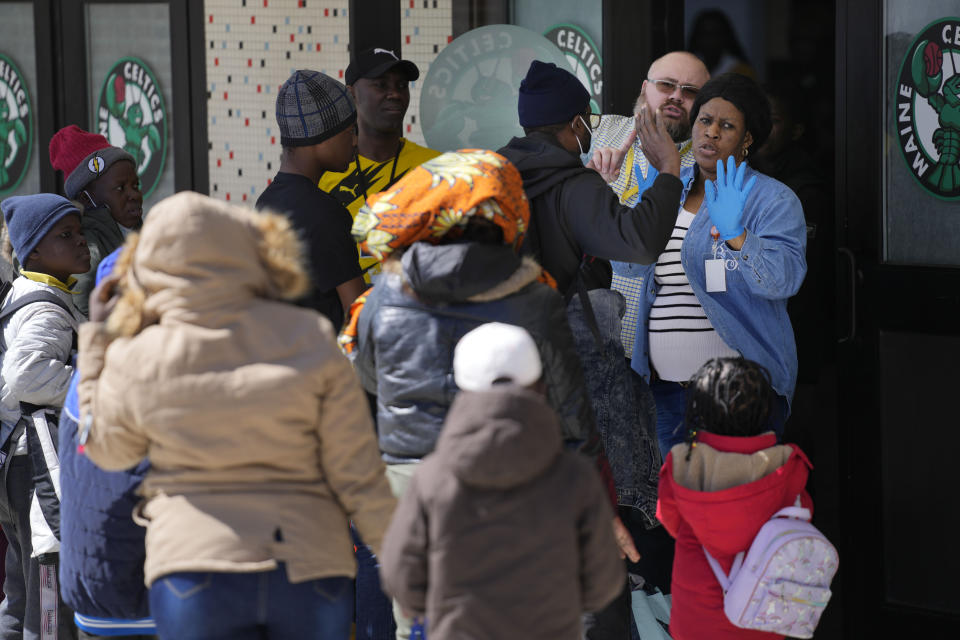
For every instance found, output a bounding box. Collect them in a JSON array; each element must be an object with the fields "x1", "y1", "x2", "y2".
[
  {"x1": 696, "y1": 429, "x2": 777, "y2": 454},
  {"x1": 19, "y1": 269, "x2": 77, "y2": 293}
]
